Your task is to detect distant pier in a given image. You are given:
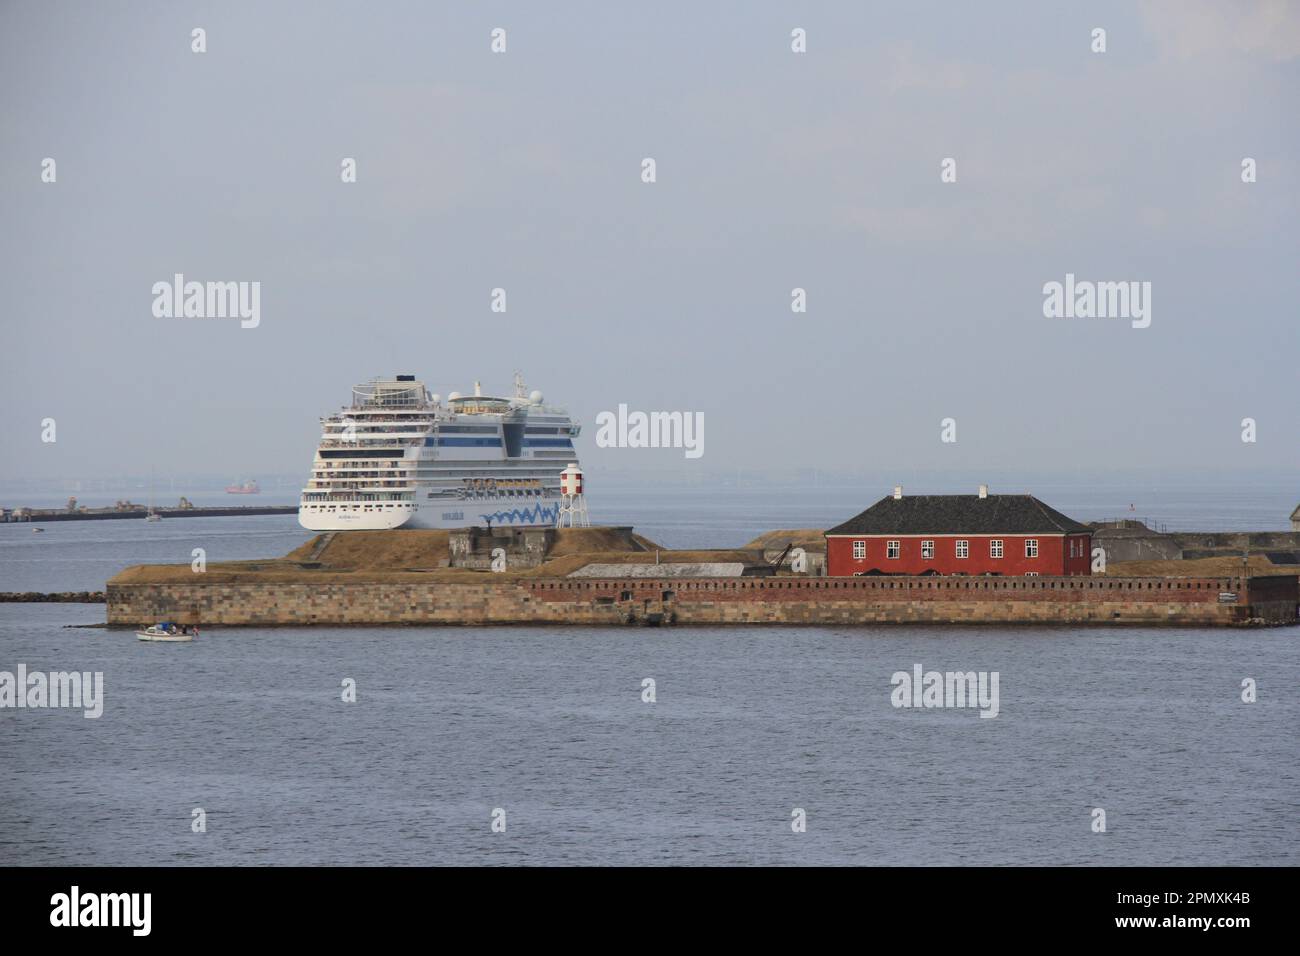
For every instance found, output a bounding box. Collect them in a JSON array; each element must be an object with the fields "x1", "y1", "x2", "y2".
[{"x1": 3, "y1": 505, "x2": 297, "y2": 523}]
